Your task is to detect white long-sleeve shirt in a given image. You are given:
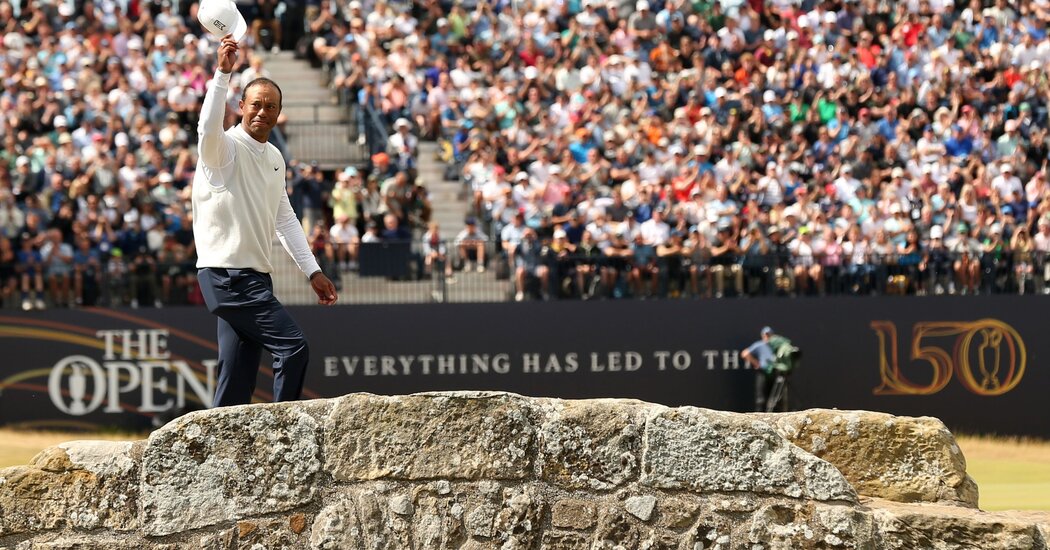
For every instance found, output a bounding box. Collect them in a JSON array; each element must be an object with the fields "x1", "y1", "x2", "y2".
[{"x1": 192, "y1": 69, "x2": 320, "y2": 277}]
